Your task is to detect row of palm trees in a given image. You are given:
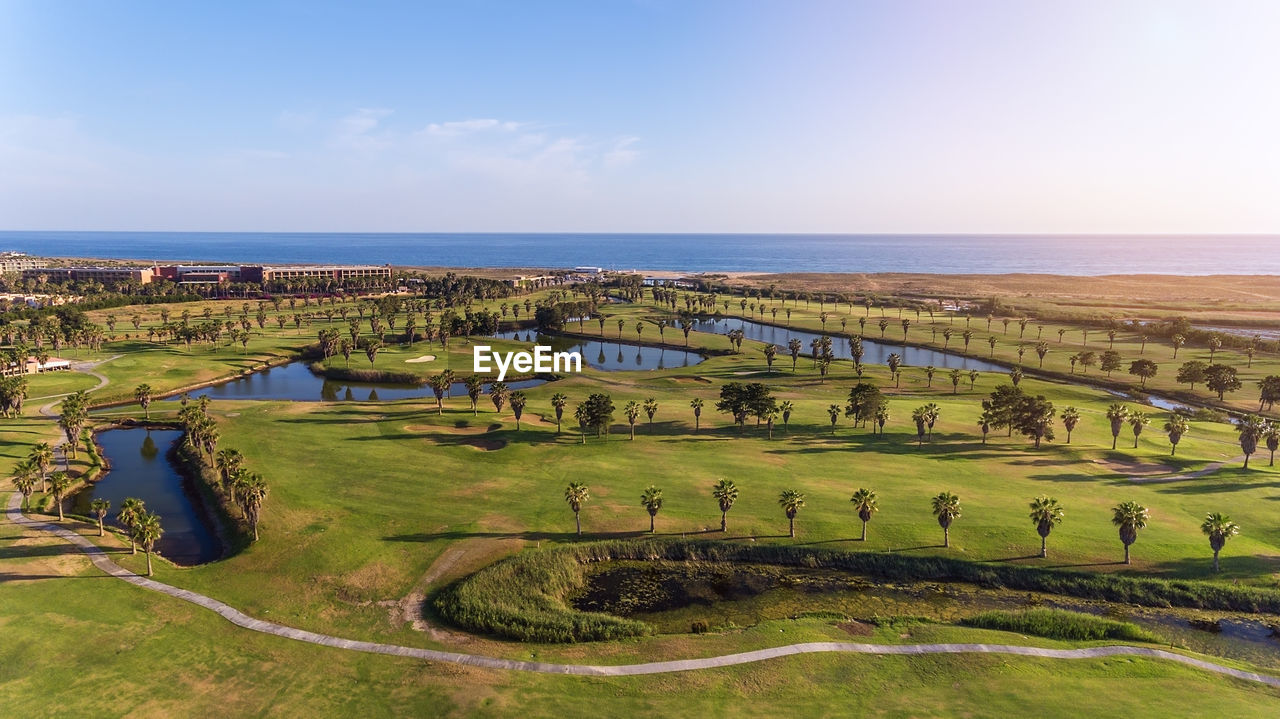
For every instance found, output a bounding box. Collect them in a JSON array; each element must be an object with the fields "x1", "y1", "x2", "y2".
[{"x1": 562, "y1": 481, "x2": 1242, "y2": 572}]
